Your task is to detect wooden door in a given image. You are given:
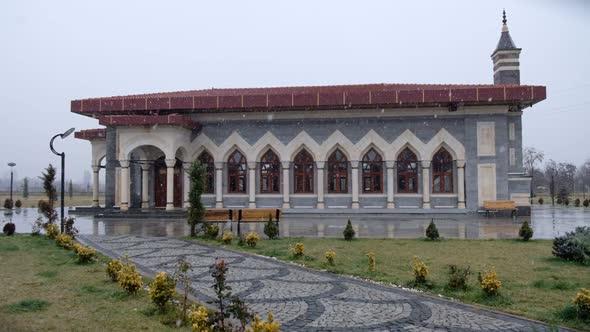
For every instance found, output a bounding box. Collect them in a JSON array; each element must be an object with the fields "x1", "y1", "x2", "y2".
[{"x1": 154, "y1": 157, "x2": 183, "y2": 208}]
